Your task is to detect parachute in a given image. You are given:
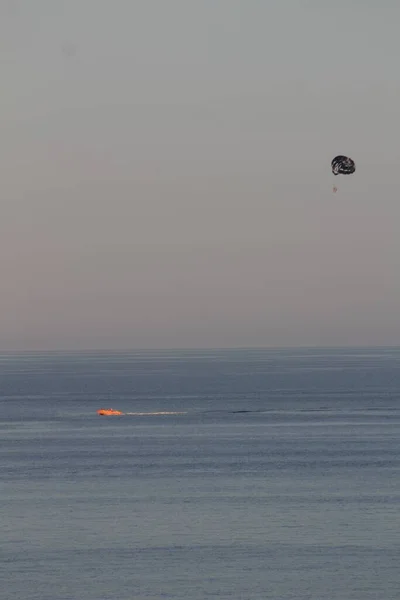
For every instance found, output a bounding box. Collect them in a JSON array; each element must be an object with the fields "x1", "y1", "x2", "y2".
[
  {"x1": 331, "y1": 155, "x2": 355, "y2": 192},
  {"x1": 331, "y1": 155, "x2": 355, "y2": 176}
]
